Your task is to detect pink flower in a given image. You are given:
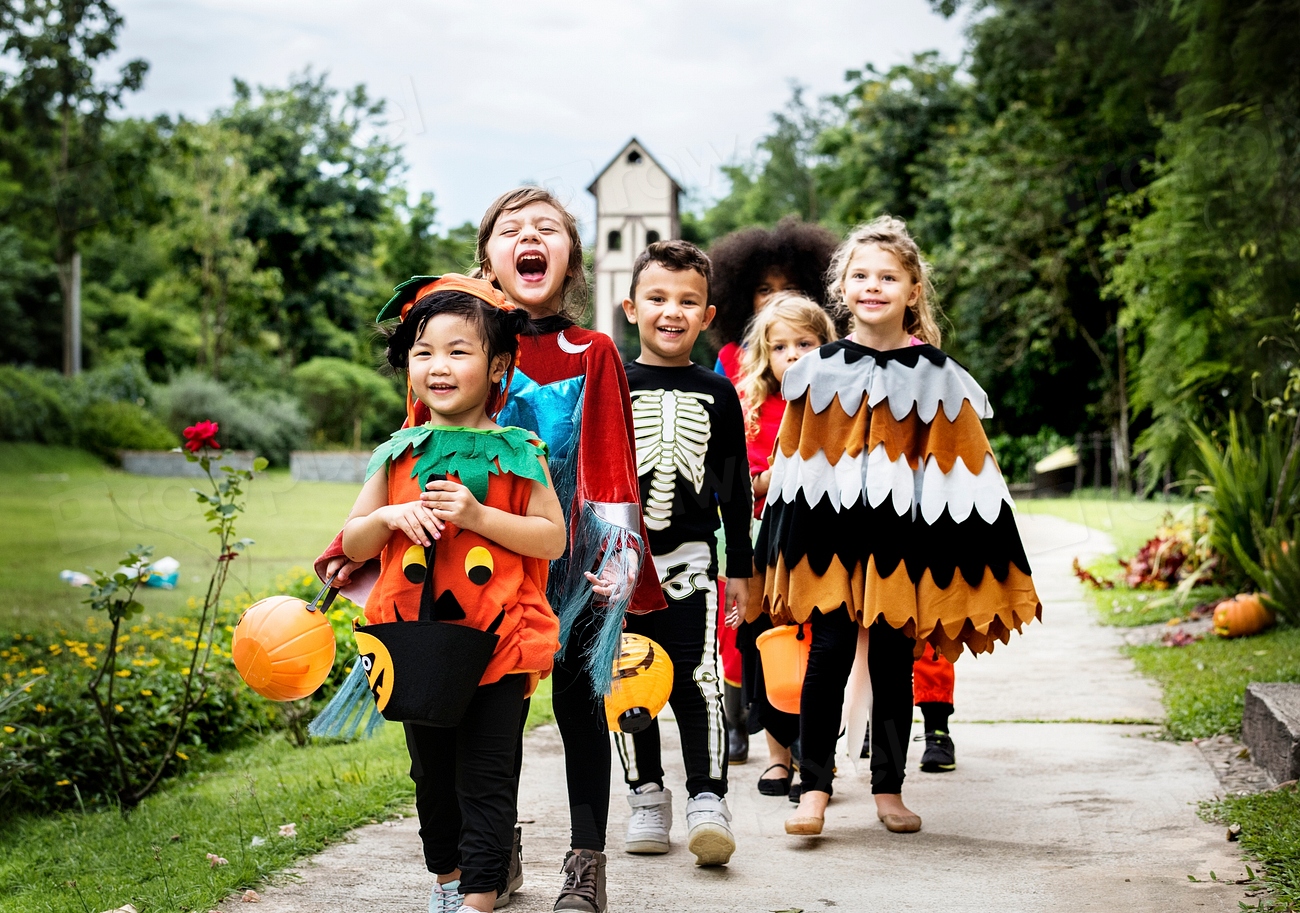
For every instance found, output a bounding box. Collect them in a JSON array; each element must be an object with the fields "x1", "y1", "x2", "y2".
[
  {"x1": 206, "y1": 852, "x2": 229, "y2": 867},
  {"x1": 183, "y1": 421, "x2": 221, "y2": 453},
  {"x1": 278, "y1": 823, "x2": 296, "y2": 838}
]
